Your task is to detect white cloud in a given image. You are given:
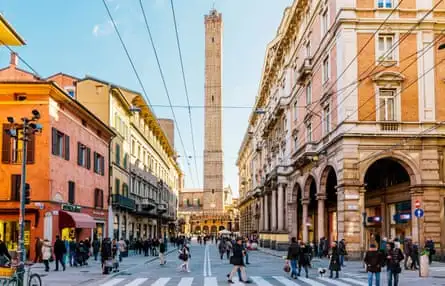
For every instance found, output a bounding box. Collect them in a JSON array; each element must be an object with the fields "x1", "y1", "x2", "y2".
[{"x1": 92, "y1": 20, "x2": 115, "y2": 37}]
